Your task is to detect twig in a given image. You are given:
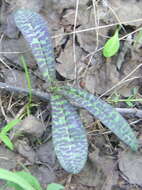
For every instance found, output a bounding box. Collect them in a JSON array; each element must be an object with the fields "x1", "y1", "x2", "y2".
[
  {"x1": 53, "y1": 18, "x2": 142, "y2": 39},
  {"x1": 99, "y1": 63, "x2": 142, "y2": 98},
  {"x1": 116, "y1": 35, "x2": 132, "y2": 70},
  {"x1": 73, "y1": 0, "x2": 79, "y2": 84},
  {"x1": 0, "y1": 82, "x2": 50, "y2": 101},
  {"x1": 116, "y1": 108, "x2": 142, "y2": 118},
  {"x1": 0, "y1": 82, "x2": 142, "y2": 118}
]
